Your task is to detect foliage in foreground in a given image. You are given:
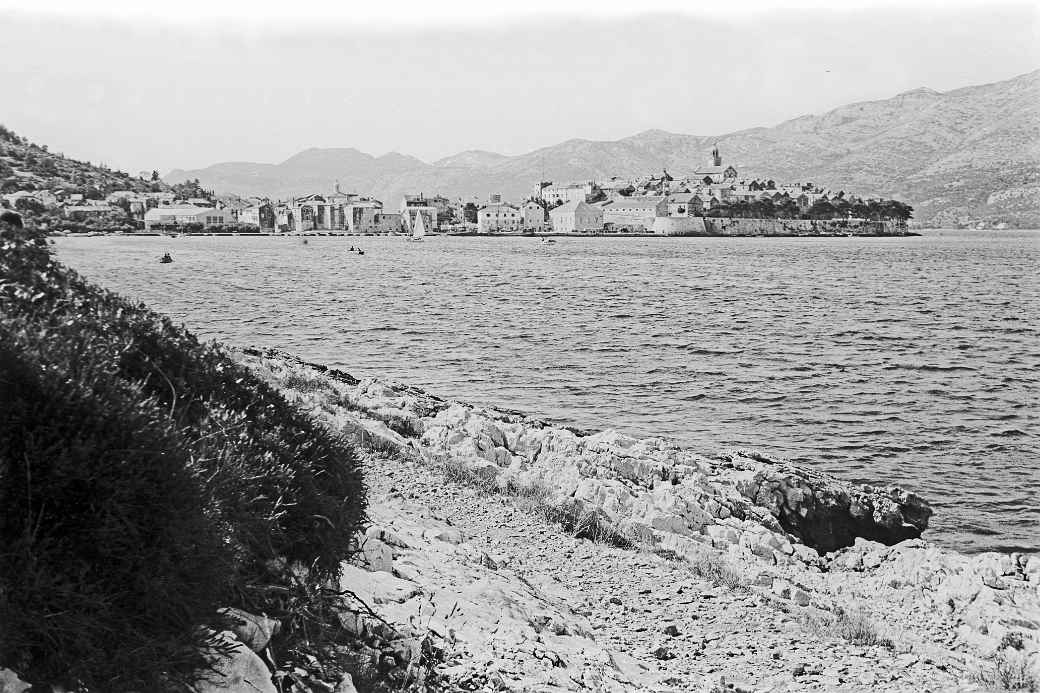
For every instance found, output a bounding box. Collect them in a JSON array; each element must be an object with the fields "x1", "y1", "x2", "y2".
[{"x1": 0, "y1": 222, "x2": 367, "y2": 690}]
